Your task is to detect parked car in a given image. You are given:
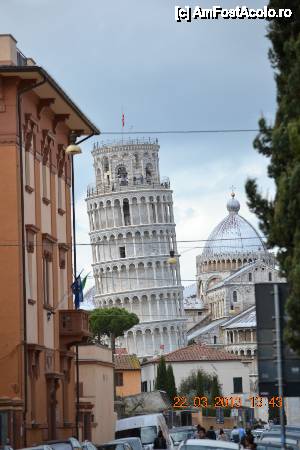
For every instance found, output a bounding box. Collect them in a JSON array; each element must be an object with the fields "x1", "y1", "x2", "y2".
[
  {"x1": 251, "y1": 429, "x2": 265, "y2": 442},
  {"x1": 82, "y1": 442, "x2": 98, "y2": 450},
  {"x1": 257, "y1": 442, "x2": 298, "y2": 450},
  {"x1": 116, "y1": 413, "x2": 173, "y2": 449},
  {"x1": 169, "y1": 427, "x2": 196, "y2": 448},
  {"x1": 260, "y1": 427, "x2": 300, "y2": 448},
  {"x1": 44, "y1": 438, "x2": 82, "y2": 450},
  {"x1": 178, "y1": 439, "x2": 239, "y2": 450},
  {"x1": 110, "y1": 438, "x2": 143, "y2": 450},
  {"x1": 97, "y1": 441, "x2": 133, "y2": 450},
  {"x1": 18, "y1": 447, "x2": 53, "y2": 450}
]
